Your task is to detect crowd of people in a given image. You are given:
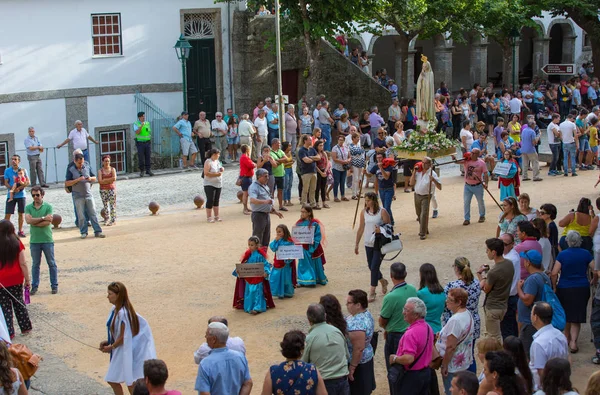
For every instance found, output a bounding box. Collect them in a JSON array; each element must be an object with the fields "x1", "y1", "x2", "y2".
[{"x1": 3, "y1": 69, "x2": 600, "y2": 394}]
